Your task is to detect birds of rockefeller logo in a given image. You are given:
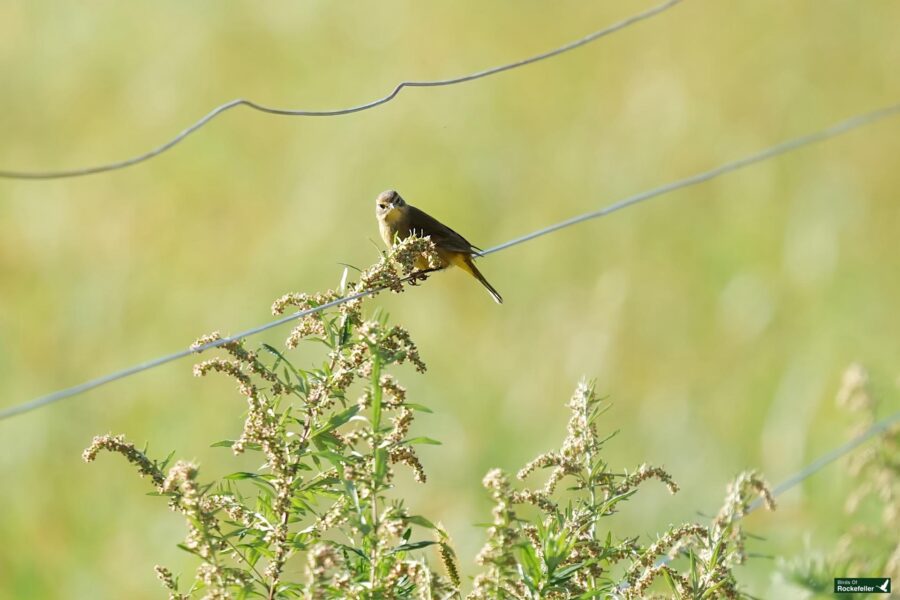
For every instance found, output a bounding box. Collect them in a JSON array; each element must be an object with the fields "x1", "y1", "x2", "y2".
[{"x1": 833, "y1": 577, "x2": 891, "y2": 594}]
